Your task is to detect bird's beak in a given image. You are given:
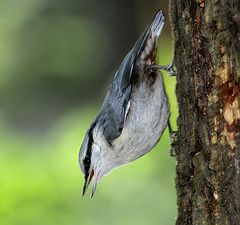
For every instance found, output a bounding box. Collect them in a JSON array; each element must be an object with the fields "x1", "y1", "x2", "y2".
[
  {"x1": 82, "y1": 169, "x2": 98, "y2": 198},
  {"x1": 90, "y1": 178, "x2": 97, "y2": 198}
]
